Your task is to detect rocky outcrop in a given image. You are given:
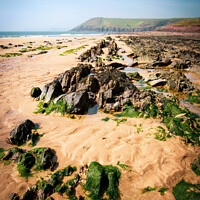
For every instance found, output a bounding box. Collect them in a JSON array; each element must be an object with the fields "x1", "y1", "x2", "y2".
[
  {"x1": 78, "y1": 39, "x2": 108, "y2": 62},
  {"x1": 144, "y1": 72, "x2": 194, "y2": 93},
  {"x1": 108, "y1": 40, "x2": 118, "y2": 55},
  {"x1": 9, "y1": 120, "x2": 35, "y2": 146}
]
